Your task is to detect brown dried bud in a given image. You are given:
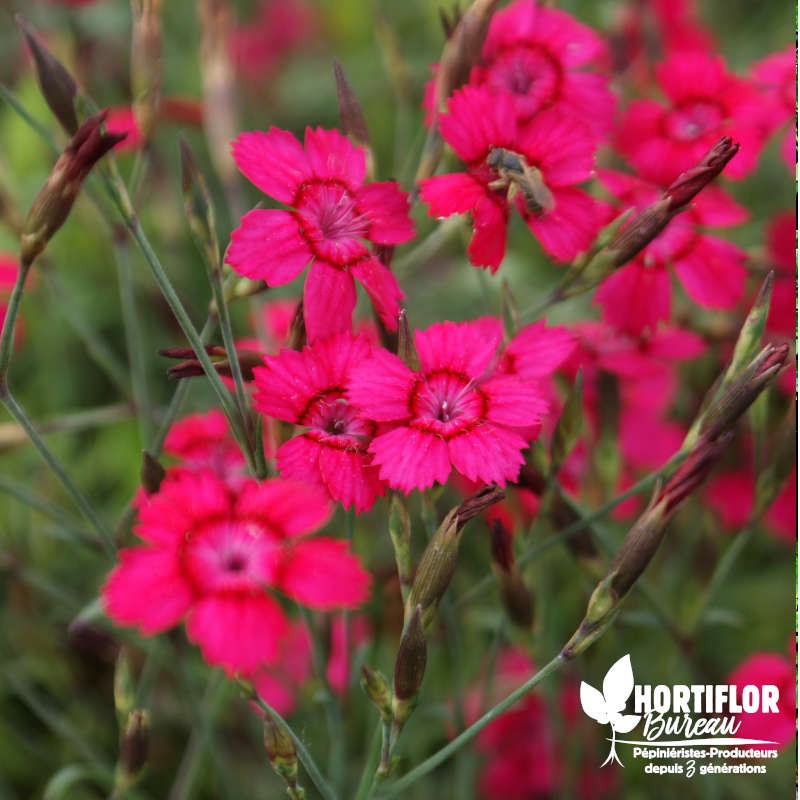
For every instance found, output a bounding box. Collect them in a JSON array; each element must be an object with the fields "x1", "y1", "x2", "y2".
[
  {"x1": 490, "y1": 520, "x2": 534, "y2": 628},
  {"x1": 434, "y1": 0, "x2": 500, "y2": 112},
  {"x1": 160, "y1": 344, "x2": 262, "y2": 381},
  {"x1": 21, "y1": 110, "x2": 125, "y2": 266},
  {"x1": 140, "y1": 450, "x2": 165, "y2": 495},
  {"x1": 285, "y1": 300, "x2": 307, "y2": 351},
  {"x1": 333, "y1": 60, "x2": 371, "y2": 156},
  {"x1": 664, "y1": 136, "x2": 740, "y2": 211},
  {"x1": 118, "y1": 709, "x2": 149, "y2": 782},
  {"x1": 490, "y1": 519, "x2": 514, "y2": 574},
  {"x1": 396, "y1": 309, "x2": 418, "y2": 371},
  {"x1": 393, "y1": 605, "x2": 427, "y2": 703},
  {"x1": 17, "y1": 15, "x2": 79, "y2": 135}
]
